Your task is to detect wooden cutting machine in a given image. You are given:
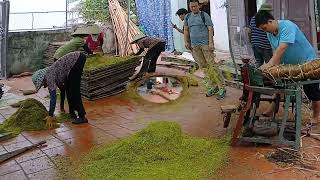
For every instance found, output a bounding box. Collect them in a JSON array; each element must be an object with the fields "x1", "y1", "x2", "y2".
[{"x1": 222, "y1": 58, "x2": 320, "y2": 149}]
